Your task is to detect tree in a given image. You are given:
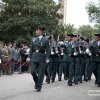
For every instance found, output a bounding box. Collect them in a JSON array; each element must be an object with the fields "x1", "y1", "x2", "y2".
[
  {"x1": 64, "y1": 23, "x2": 77, "y2": 34},
  {"x1": 86, "y1": 0, "x2": 100, "y2": 24},
  {"x1": 78, "y1": 25, "x2": 96, "y2": 40},
  {"x1": 94, "y1": 24, "x2": 100, "y2": 33},
  {"x1": 0, "y1": 0, "x2": 63, "y2": 45}
]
